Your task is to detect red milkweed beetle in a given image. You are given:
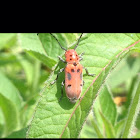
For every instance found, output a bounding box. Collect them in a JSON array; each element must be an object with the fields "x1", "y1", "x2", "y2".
[{"x1": 50, "y1": 33, "x2": 95, "y2": 103}]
